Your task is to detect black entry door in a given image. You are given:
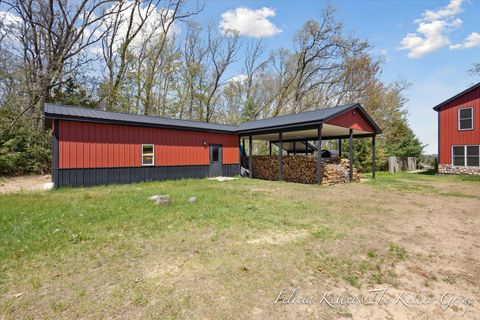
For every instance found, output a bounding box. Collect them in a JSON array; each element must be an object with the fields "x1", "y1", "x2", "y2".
[{"x1": 209, "y1": 145, "x2": 223, "y2": 177}]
